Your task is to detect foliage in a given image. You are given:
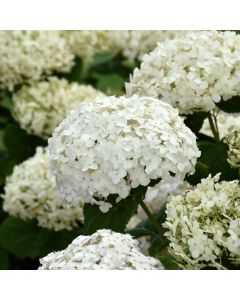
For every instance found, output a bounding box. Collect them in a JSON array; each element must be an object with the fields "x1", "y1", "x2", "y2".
[{"x1": 1, "y1": 46, "x2": 240, "y2": 270}]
